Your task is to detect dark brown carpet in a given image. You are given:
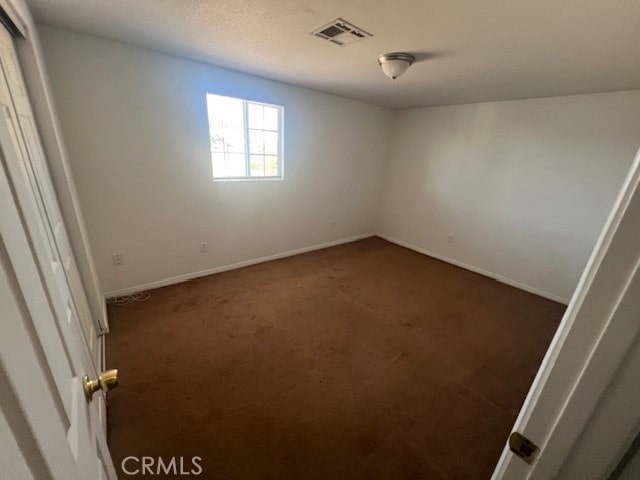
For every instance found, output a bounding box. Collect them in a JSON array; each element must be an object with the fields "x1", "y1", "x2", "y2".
[{"x1": 106, "y1": 237, "x2": 564, "y2": 479}]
